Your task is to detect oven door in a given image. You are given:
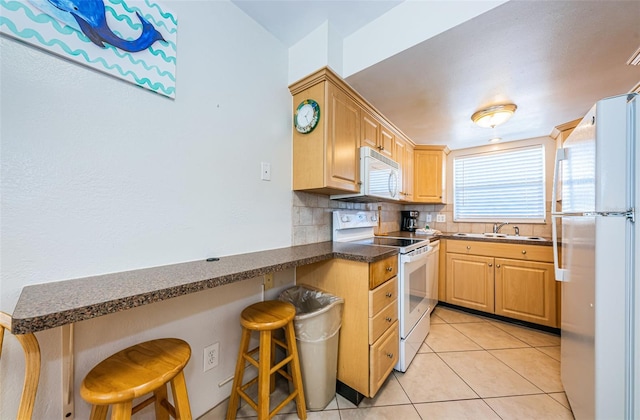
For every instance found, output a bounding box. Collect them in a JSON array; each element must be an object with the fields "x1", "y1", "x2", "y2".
[{"x1": 399, "y1": 247, "x2": 432, "y2": 338}]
